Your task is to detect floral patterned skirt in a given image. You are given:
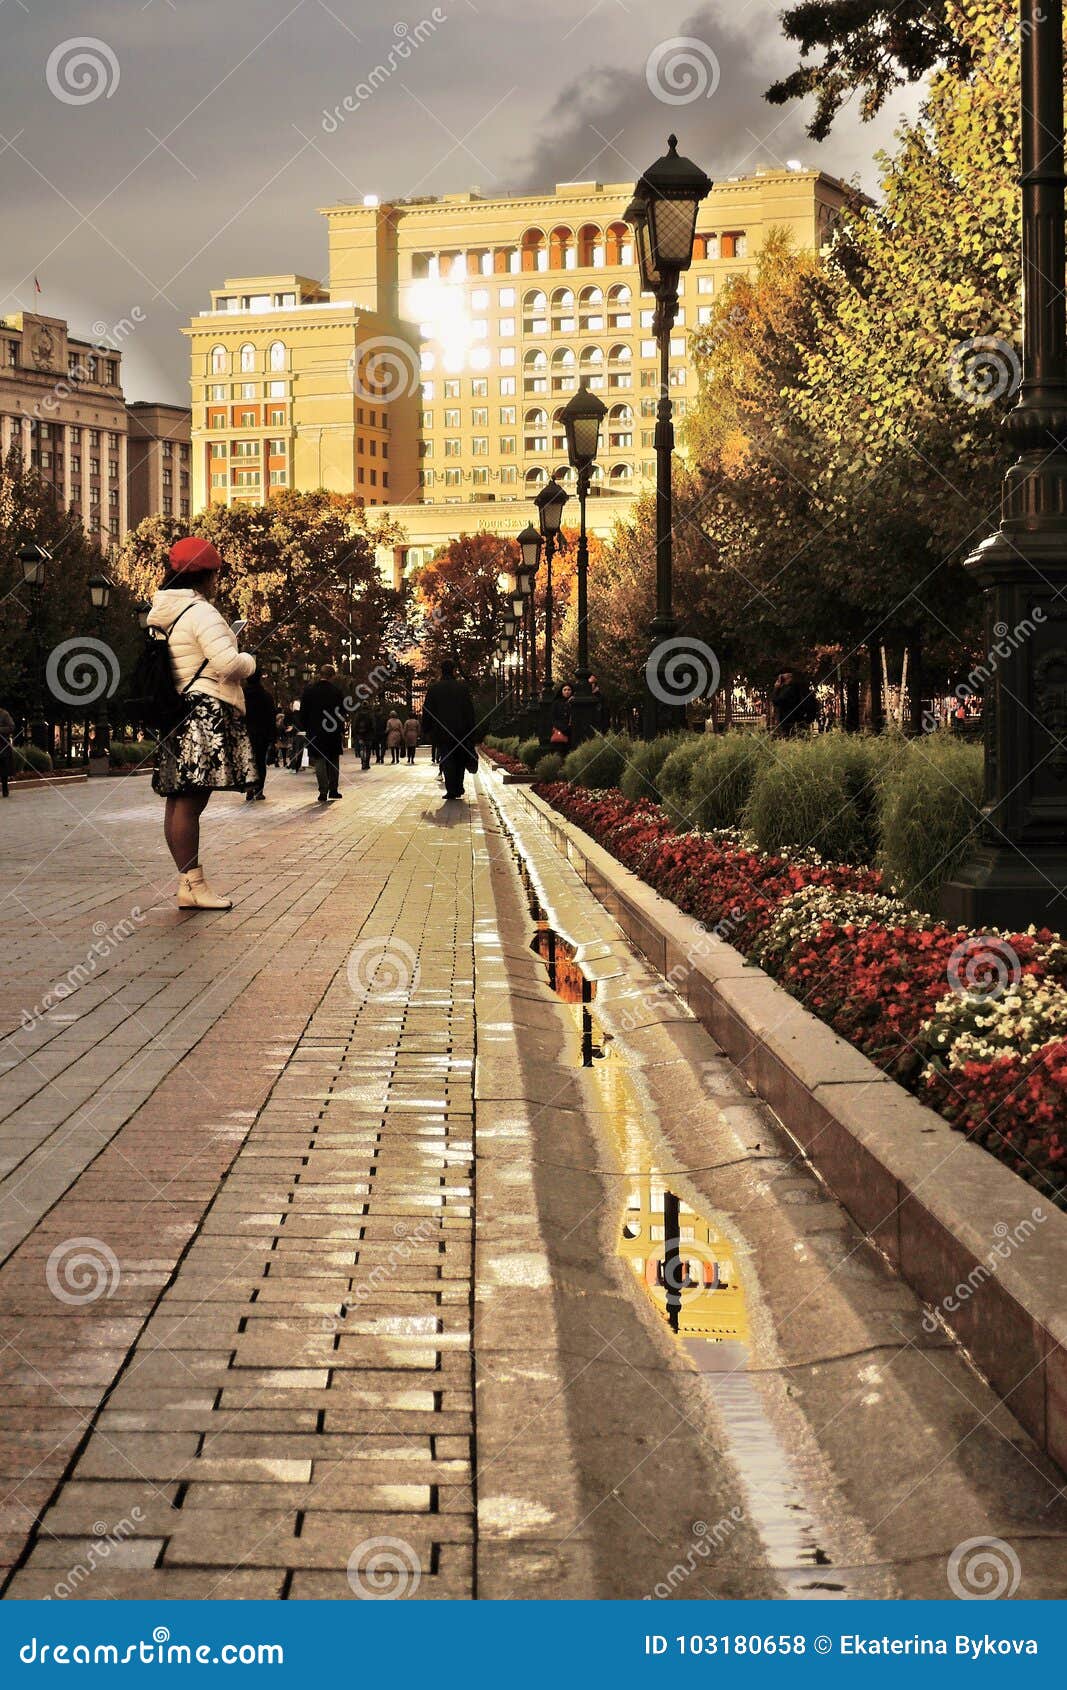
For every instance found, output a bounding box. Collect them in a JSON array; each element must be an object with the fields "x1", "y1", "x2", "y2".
[{"x1": 152, "y1": 695, "x2": 255, "y2": 797}]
